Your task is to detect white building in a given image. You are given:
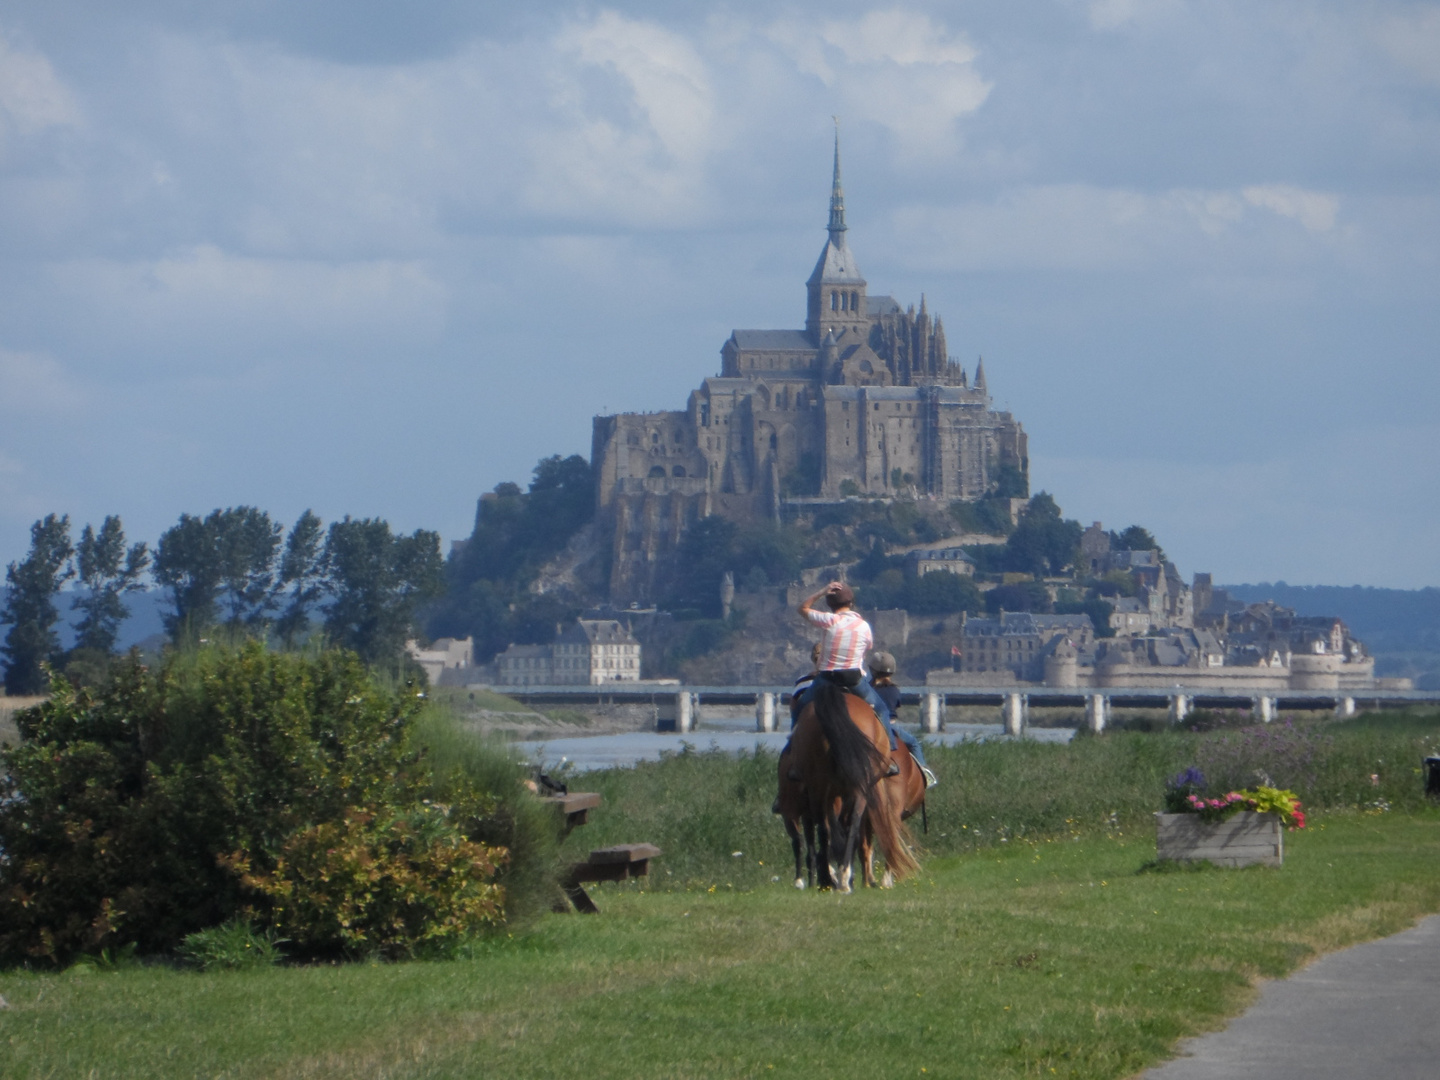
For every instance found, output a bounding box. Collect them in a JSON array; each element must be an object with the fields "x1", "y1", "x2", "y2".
[
  {"x1": 405, "y1": 637, "x2": 474, "y2": 686},
  {"x1": 496, "y1": 619, "x2": 642, "y2": 687}
]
